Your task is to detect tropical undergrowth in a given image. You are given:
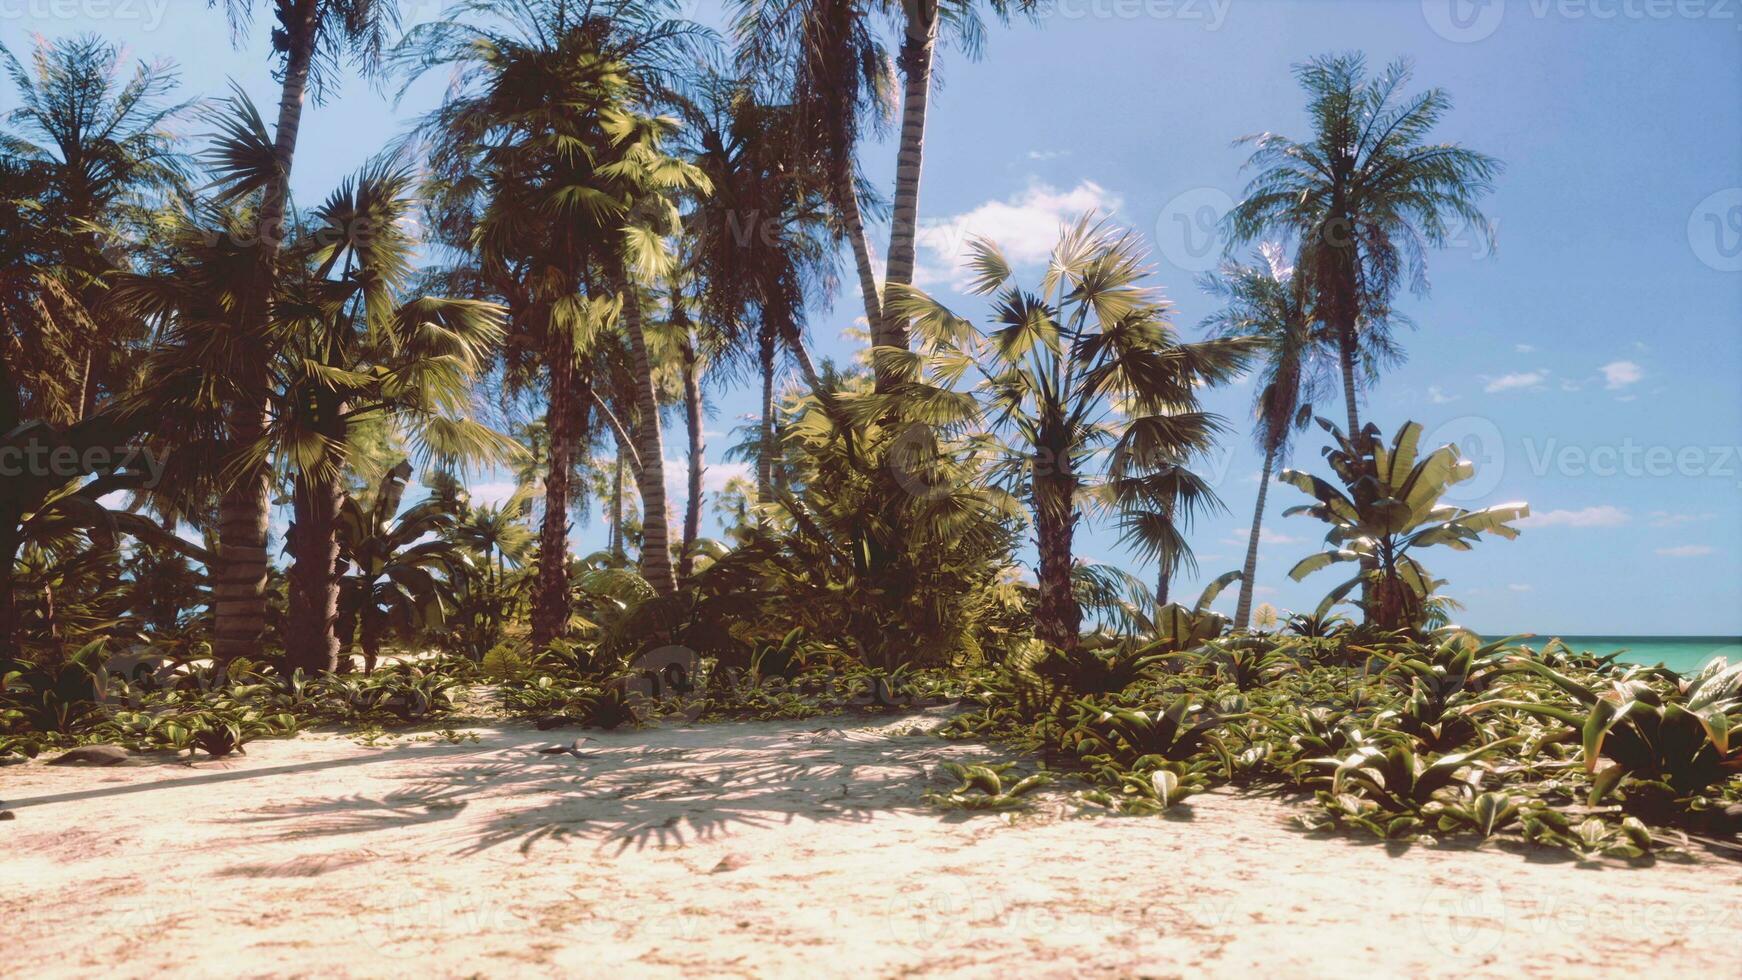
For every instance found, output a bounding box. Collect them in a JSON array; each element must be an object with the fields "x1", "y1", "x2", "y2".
[{"x1": 939, "y1": 625, "x2": 1742, "y2": 861}]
